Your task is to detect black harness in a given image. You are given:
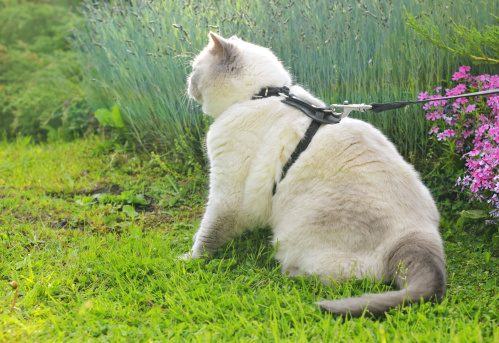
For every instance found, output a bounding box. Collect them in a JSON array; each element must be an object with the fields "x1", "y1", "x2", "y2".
[
  {"x1": 252, "y1": 86, "x2": 499, "y2": 195},
  {"x1": 252, "y1": 86, "x2": 340, "y2": 195}
]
